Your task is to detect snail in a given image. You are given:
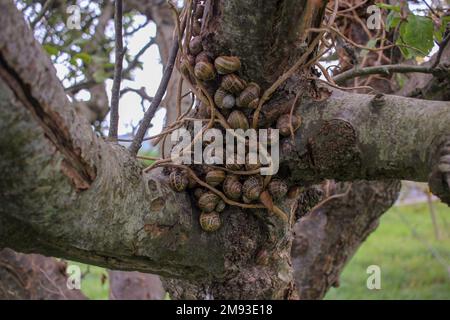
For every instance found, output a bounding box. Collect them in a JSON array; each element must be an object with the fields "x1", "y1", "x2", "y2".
[
  {"x1": 198, "y1": 191, "x2": 220, "y2": 212},
  {"x1": 276, "y1": 114, "x2": 301, "y2": 136},
  {"x1": 214, "y1": 88, "x2": 235, "y2": 109},
  {"x1": 180, "y1": 55, "x2": 195, "y2": 76},
  {"x1": 194, "y1": 188, "x2": 207, "y2": 199},
  {"x1": 215, "y1": 200, "x2": 226, "y2": 213},
  {"x1": 214, "y1": 56, "x2": 241, "y2": 75},
  {"x1": 227, "y1": 110, "x2": 250, "y2": 130},
  {"x1": 194, "y1": 61, "x2": 216, "y2": 81},
  {"x1": 169, "y1": 171, "x2": 189, "y2": 192},
  {"x1": 223, "y1": 174, "x2": 242, "y2": 200},
  {"x1": 189, "y1": 36, "x2": 203, "y2": 55},
  {"x1": 255, "y1": 249, "x2": 270, "y2": 266},
  {"x1": 221, "y1": 74, "x2": 247, "y2": 94},
  {"x1": 242, "y1": 176, "x2": 263, "y2": 201},
  {"x1": 237, "y1": 83, "x2": 261, "y2": 108},
  {"x1": 205, "y1": 169, "x2": 226, "y2": 187},
  {"x1": 268, "y1": 179, "x2": 288, "y2": 200},
  {"x1": 199, "y1": 211, "x2": 221, "y2": 232}
]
